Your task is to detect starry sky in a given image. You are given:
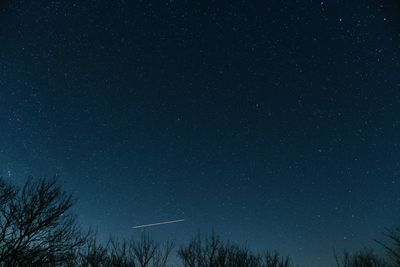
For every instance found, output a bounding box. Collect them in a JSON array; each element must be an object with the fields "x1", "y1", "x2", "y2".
[{"x1": 1, "y1": 1, "x2": 400, "y2": 266}]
